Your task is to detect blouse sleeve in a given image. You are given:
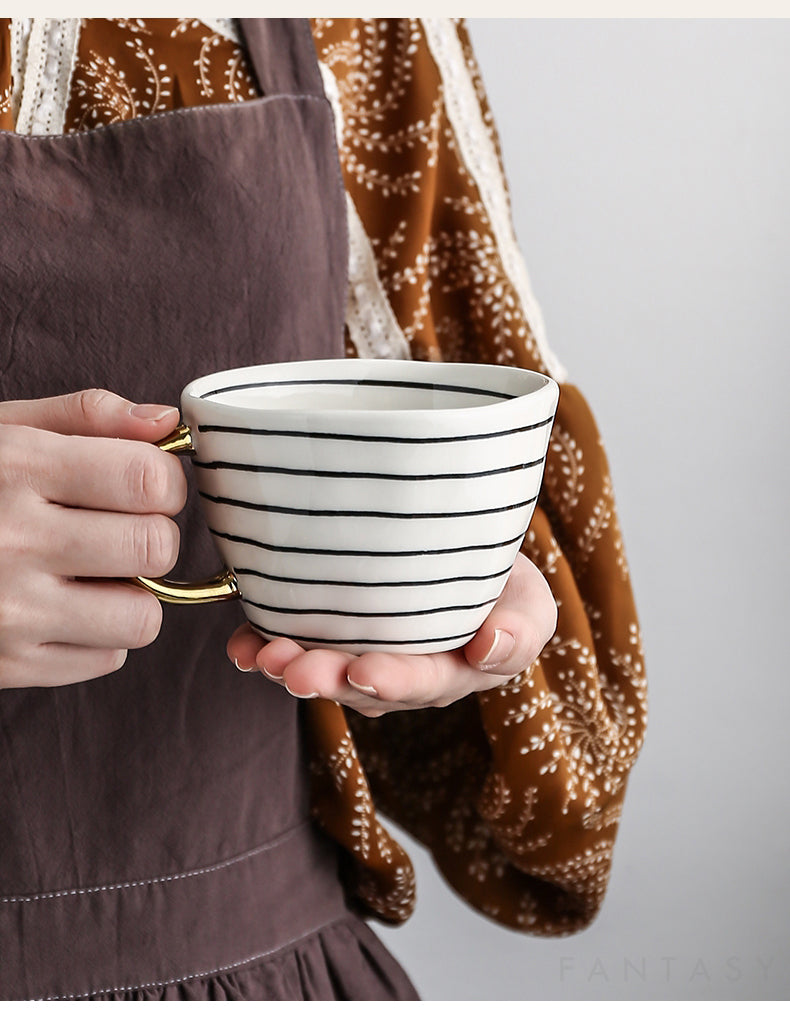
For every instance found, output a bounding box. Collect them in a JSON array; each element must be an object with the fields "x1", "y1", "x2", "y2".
[{"x1": 304, "y1": 17, "x2": 647, "y2": 935}]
